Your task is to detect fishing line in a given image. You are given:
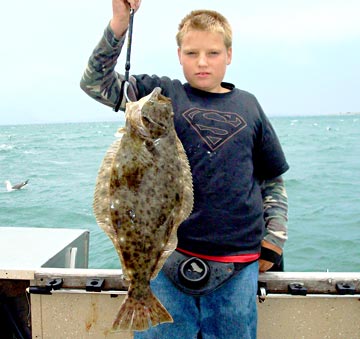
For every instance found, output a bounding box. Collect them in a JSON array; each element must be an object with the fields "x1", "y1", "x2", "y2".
[{"x1": 115, "y1": 8, "x2": 135, "y2": 112}]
